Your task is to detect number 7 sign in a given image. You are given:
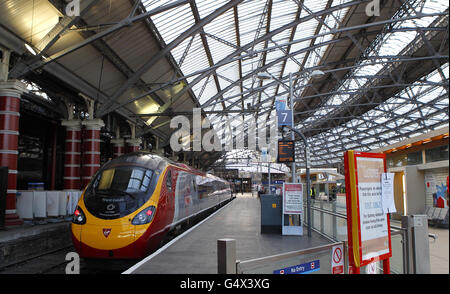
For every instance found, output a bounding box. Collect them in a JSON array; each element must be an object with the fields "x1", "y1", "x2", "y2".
[{"x1": 277, "y1": 109, "x2": 292, "y2": 126}]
